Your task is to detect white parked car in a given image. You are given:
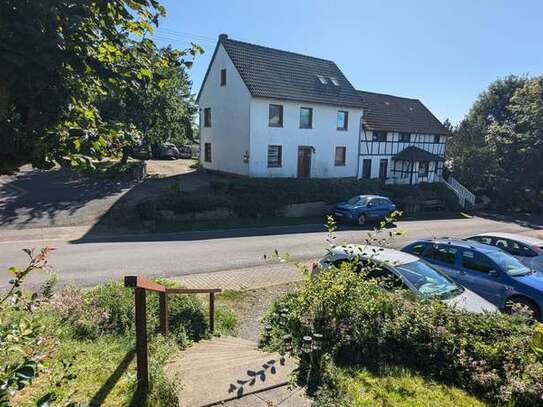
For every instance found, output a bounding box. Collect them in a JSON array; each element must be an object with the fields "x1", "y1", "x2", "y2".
[
  {"x1": 467, "y1": 233, "x2": 543, "y2": 271},
  {"x1": 315, "y1": 245, "x2": 498, "y2": 314}
]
